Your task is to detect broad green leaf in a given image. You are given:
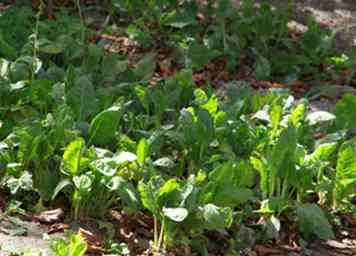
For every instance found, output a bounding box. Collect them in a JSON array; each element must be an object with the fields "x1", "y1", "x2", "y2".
[
  {"x1": 69, "y1": 233, "x2": 88, "y2": 256},
  {"x1": 254, "y1": 55, "x2": 271, "y2": 80},
  {"x1": 202, "y1": 162, "x2": 253, "y2": 207},
  {"x1": 134, "y1": 84, "x2": 149, "y2": 113},
  {"x1": 165, "y1": 10, "x2": 196, "y2": 28},
  {"x1": 39, "y1": 38, "x2": 65, "y2": 54},
  {"x1": 202, "y1": 95, "x2": 219, "y2": 115},
  {"x1": 73, "y1": 174, "x2": 93, "y2": 193},
  {"x1": 66, "y1": 76, "x2": 97, "y2": 121},
  {"x1": 201, "y1": 204, "x2": 233, "y2": 230},
  {"x1": 5, "y1": 171, "x2": 33, "y2": 194},
  {"x1": 250, "y1": 156, "x2": 269, "y2": 196},
  {"x1": 136, "y1": 138, "x2": 149, "y2": 165},
  {"x1": 297, "y1": 203, "x2": 335, "y2": 240},
  {"x1": 180, "y1": 109, "x2": 195, "y2": 144},
  {"x1": 270, "y1": 125, "x2": 297, "y2": 177},
  {"x1": 0, "y1": 34, "x2": 17, "y2": 59},
  {"x1": 260, "y1": 198, "x2": 289, "y2": 214},
  {"x1": 52, "y1": 179, "x2": 72, "y2": 201},
  {"x1": 108, "y1": 177, "x2": 141, "y2": 209},
  {"x1": 188, "y1": 42, "x2": 220, "y2": 68},
  {"x1": 63, "y1": 138, "x2": 85, "y2": 176},
  {"x1": 88, "y1": 104, "x2": 123, "y2": 146},
  {"x1": 157, "y1": 178, "x2": 181, "y2": 208},
  {"x1": 91, "y1": 157, "x2": 117, "y2": 177},
  {"x1": 306, "y1": 143, "x2": 336, "y2": 164},
  {"x1": 196, "y1": 109, "x2": 215, "y2": 145},
  {"x1": 335, "y1": 93, "x2": 356, "y2": 129},
  {"x1": 289, "y1": 103, "x2": 306, "y2": 126},
  {"x1": 334, "y1": 141, "x2": 356, "y2": 203},
  {"x1": 162, "y1": 207, "x2": 188, "y2": 222},
  {"x1": 134, "y1": 53, "x2": 156, "y2": 81},
  {"x1": 138, "y1": 177, "x2": 162, "y2": 216},
  {"x1": 193, "y1": 88, "x2": 208, "y2": 106},
  {"x1": 269, "y1": 104, "x2": 283, "y2": 132}
]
